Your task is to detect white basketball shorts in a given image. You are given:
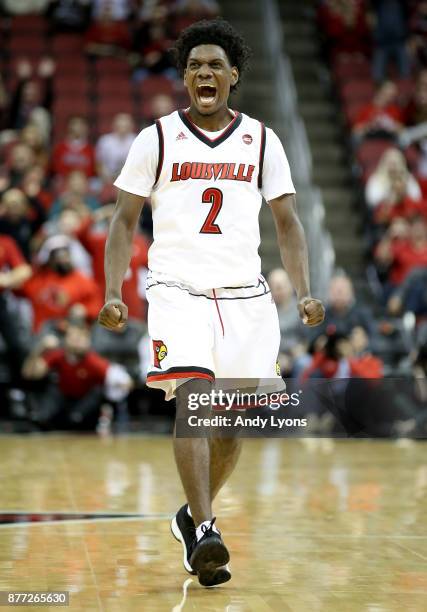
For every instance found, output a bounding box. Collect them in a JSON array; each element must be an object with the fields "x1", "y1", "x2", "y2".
[{"x1": 145, "y1": 271, "x2": 282, "y2": 400}]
